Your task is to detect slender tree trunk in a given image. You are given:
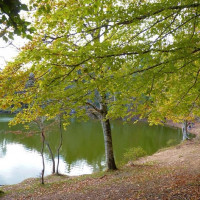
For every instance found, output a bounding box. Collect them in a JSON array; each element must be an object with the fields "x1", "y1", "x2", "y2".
[
  {"x1": 182, "y1": 120, "x2": 189, "y2": 140},
  {"x1": 41, "y1": 129, "x2": 45, "y2": 184},
  {"x1": 56, "y1": 115, "x2": 63, "y2": 175},
  {"x1": 46, "y1": 141, "x2": 55, "y2": 174},
  {"x1": 100, "y1": 102, "x2": 117, "y2": 170}
]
